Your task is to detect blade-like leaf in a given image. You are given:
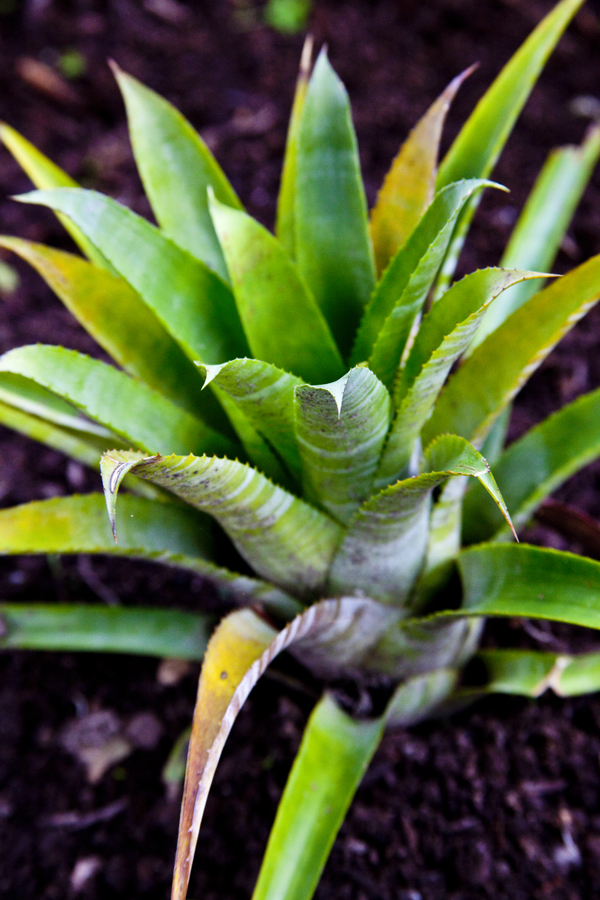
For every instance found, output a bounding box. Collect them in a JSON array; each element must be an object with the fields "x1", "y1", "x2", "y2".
[
  {"x1": 252, "y1": 693, "x2": 384, "y2": 900},
  {"x1": 17, "y1": 188, "x2": 249, "y2": 365},
  {"x1": 370, "y1": 67, "x2": 474, "y2": 275},
  {"x1": 385, "y1": 668, "x2": 460, "y2": 727},
  {"x1": 276, "y1": 35, "x2": 313, "y2": 258},
  {"x1": 424, "y1": 254, "x2": 600, "y2": 448},
  {"x1": 200, "y1": 359, "x2": 303, "y2": 482},
  {"x1": 456, "y1": 542, "x2": 600, "y2": 630},
  {"x1": 437, "y1": 0, "x2": 586, "y2": 188},
  {"x1": 113, "y1": 64, "x2": 242, "y2": 282},
  {"x1": 351, "y1": 180, "x2": 502, "y2": 384},
  {"x1": 0, "y1": 604, "x2": 212, "y2": 660},
  {"x1": 463, "y1": 387, "x2": 600, "y2": 544},
  {"x1": 328, "y1": 434, "x2": 514, "y2": 607},
  {"x1": 209, "y1": 197, "x2": 344, "y2": 383},
  {"x1": 0, "y1": 122, "x2": 111, "y2": 270},
  {"x1": 0, "y1": 237, "x2": 216, "y2": 421},
  {"x1": 102, "y1": 450, "x2": 343, "y2": 600},
  {"x1": 471, "y1": 124, "x2": 600, "y2": 348},
  {"x1": 172, "y1": 598, "x2": 390, "y2": 900},
  {"x1": 376, "y1": 268, "x2": 548, "y2": 484},
  {"x1": 295, "y1": 49, "x2": 376, "y2": 355},
  {"x1": 433, "y1": 0, "x2": 585, "y2": 292},
  {"x1": 0, "y1": 345, "x2": 238, "y2": 458},
  {"x1": 294, "y1": 366, "x2": 392, "y2": 524},
  {"x1": 0, "y1": 493, "x2": 301, "y2": 619}
]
